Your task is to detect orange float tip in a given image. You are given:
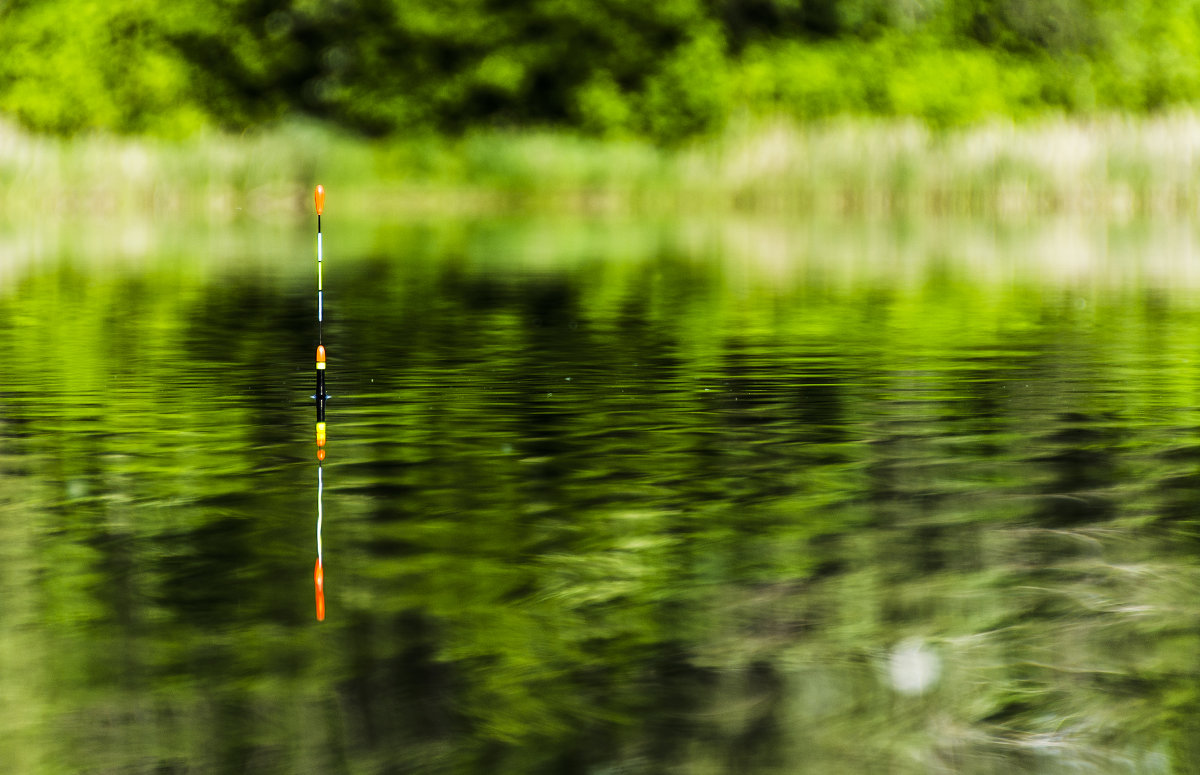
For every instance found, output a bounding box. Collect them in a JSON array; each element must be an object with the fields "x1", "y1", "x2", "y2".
[
  {"x1": 316, "y1": 345, "x2": 326, "y2": 363},
  {"x1": 317, "y1": 448, "x2": 325, "y2": 461},
  {"x1": 314, "y1": 185, "x2": 325, "y2": 216},
  {"x1": 314, "y1": 558, "x2": 325, "y2": 621}
]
